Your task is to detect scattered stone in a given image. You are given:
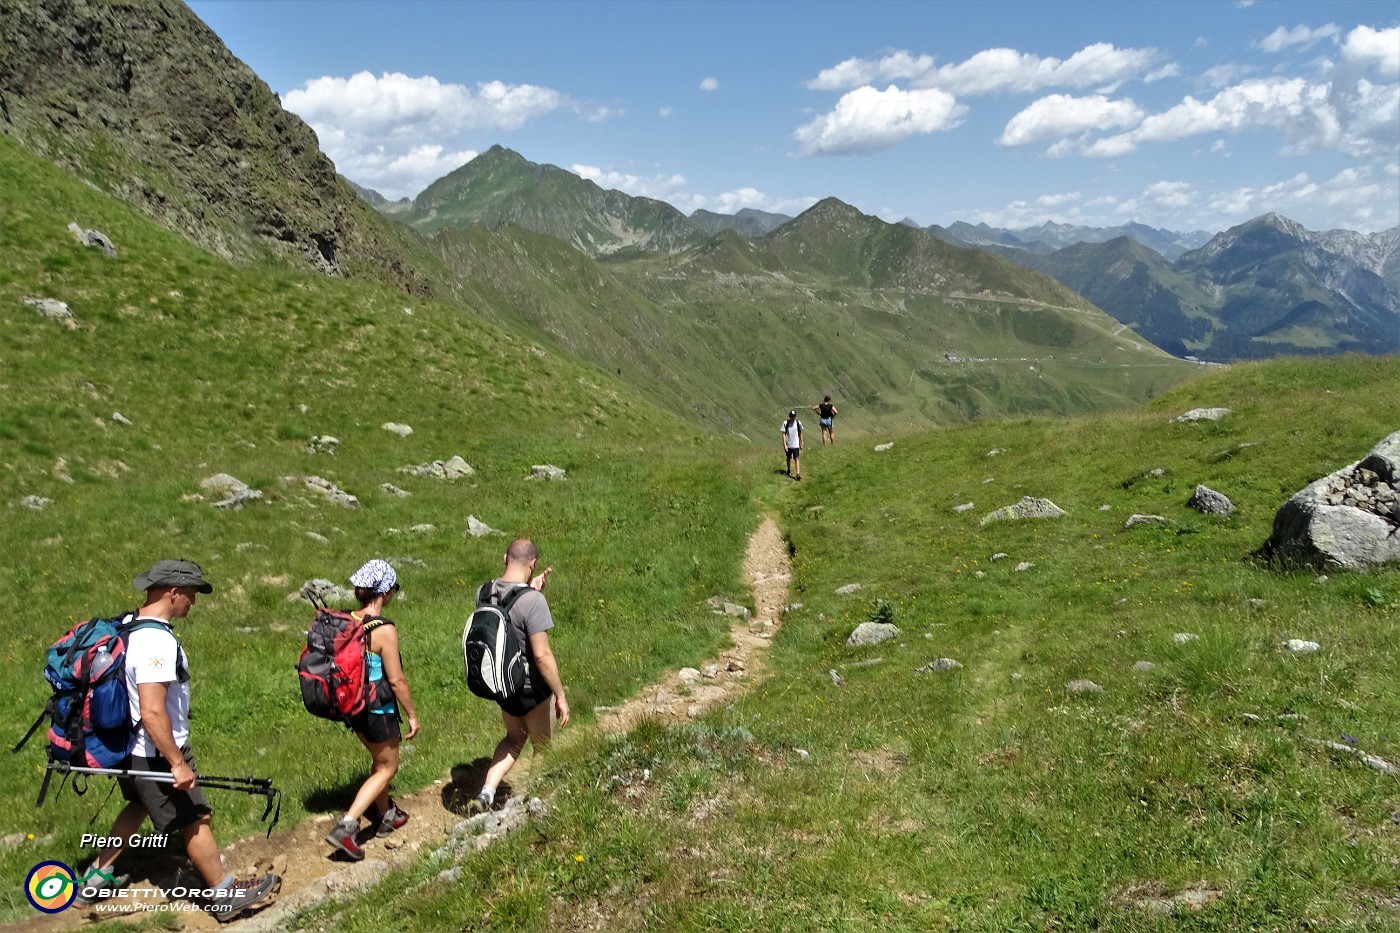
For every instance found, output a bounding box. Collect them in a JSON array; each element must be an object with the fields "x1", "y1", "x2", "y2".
[
  {"x1": 20, "y1": 495, "x2": 52, "y2": 510},
  {"x1": 702, "y1": 664, "x2": 720, "y2": 679},
  {"x1": 1175, "y1": 407, "x2": 1233, "y2": 423},
  {"x1": 1188, "y1": 485, "x2": 1234, "y2": 516},
  {"x1": 834, "y1": 583, "x2": 862, "y2": 595},
  {"x1": 200, "y1": 473, "x2": 262, "y2": 509},
  {"x1": 466, "y1": 515, "x2": 503, "y2": 538},
  {"x1": 111, "y1": 412, "x2": 132, "y2": 426},
  {"x1": 530, "y1": 464, "x2": 567, "y2": 480},
  {"x1": 986, "y1": 448, "x2": 1005, "y2": 457},
  {"x1": 953, "y1": 502, "x2": 975, "y2": 512},
  {"x1": 306, "y1": 532, "x2": 330, "y2": 545},
  {"x1": 848, "y1": 657, "x2": 885, "y2": 668},
  {"x1": 706, "y1": 596, "x2": 749, "y2": 617},
  {"x1": 234, "y1": 627, "x2": 256, "y2": 635},
  {"x1": 1132, "y1": 661, "x2": 1156, "y2": 673},
  {"x1": 847, "y1": 622, "x2": 900, "y2": 647},
  {"x1": 1259, "y1": 430, "x2": 1400, "y2": 570},
  {"x1": 1283, "y1": 639, "x2": 1321, "y2": 653},
  {"x1": 290, "y1": 579, "x2": 354, "y2": 605},
  {"x1": 1149, "y1": 468, "x2": 1166, "y2": 478},
  {"x1": 401, "y1": 456, "x2": 475, "y2": 480},
  {"x1": 23, "y1": 296, "x2": 77, "y2": 328},
  {"x1": 1173, "y1": 633, "x2": 1199, "y2": 644},
  {"x1": 874, "y1": 443, "x2": 893, "y2": 452},
  {"x1": 1125, "y1": 514, "x2": 1169, "y2": 529},
  {"x1": 980, "y1": 496, "x2": 1065, "y2": 525},
  {"x1": 304, "y1": 475, "x2": 358, "y2": 508},
  {"x1": 1246, "y1": 598, "x2": 1269, "y2": 608},
  {"x1": 1014, "y1": 562, "x2": 1034, "y2": 572},
  {"x1": 990, "y1": 553, "x2": 1009, "y2": 562},
  {"x1": 677, "y1": 668, "x2": 702, "y2": 685},
  {"x1": 381, "y1": 422, "x2": 413, "y2": 437},
  {"x1": 795, "y1": 749, "x2": 810, "y2": 760},
  {"x1": 1307, "y1": 738, "x2": 1400, "y2": 776},
  {"x1": 307, "y1": 435, "x2": 339, "y2": 454},
  {"x1": 381, "y1": 483, "x2": 411, "y2": 498},
  {"x1": 1067, "y1": 679, "x2": 1103, "y2": 694},
  {"x1": 829, "y1": 669, "x2": 845, "y2": 686},
  {"x1": 1126, "y1": 885, "x2": 1226, "y2": 914},
  {"x1": 916, "y1": 658, "x2": 962, "y2": 673},
  {"x1": 1098, "y1": 504, "x2": 1112, "y2": 511},
  {"x1": 67, "y1": 222, "x2": 117, "y2": 257},
  {"x1": 410, "y1": 524, "x2": 436, "y2": 535},
  {"x1": 974, "y1": 570, "x2": 986, "y2": 579}
]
